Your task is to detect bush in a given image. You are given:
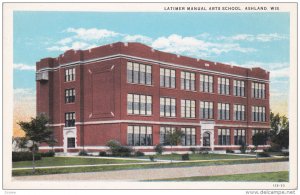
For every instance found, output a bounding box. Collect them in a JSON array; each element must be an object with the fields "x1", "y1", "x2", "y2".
[
  {"x1": 117, "y1": 146, "x2": 132, "y2": 157},
  {"x1": 258, "y1": 152, "x2": 271, "y2": 157},
  {"x1": 250, "y1": 147, "x2": 256, "y2": 153},
  {"x1": 135, "y1": 151, "x2": 145, "y2": 157},
  {"x1": 99, "y1": 151, "x2": 107, "y2": 156},
  {"x1": 282, "y1": 152, "x2": 289, "y2": 157},
  {"x1": 149, "y1": 155, "x2": 155, "y2": 162},
  {"x1": 41, "y1": 151, "x2": 55, "y2": 157},
  {"x1": 264, "y1": 143, "x2": 281, "y2": 152},
  {"x1": 106, "y1": 140, "x2": 121, "y2": 149},
  {"x1": 154, "y1": 144, "x2": 164, "y2": 155},
  {"x1": 199, "y1": 148, "x2": 210, "y2": 154},
  {"x1": 106, "y1": 140, "x2": 132, "y2": 157},
  {"x1": 226, "y1": 149, "x2": 234, "y2": 153},
  {"x1": 182, "y1": 153, "x2": 190, "y2": 160},
  {"x1": 12, "y1": 152, "x2": 42, "y2": 162},
  {"x1": 190, "y1": 147, "x2": 196, "y2": 154},
  {"x1": 239, "y1": 143, "x2": 248, "y2": 154},
  {"x1": 78, "y1": 150, "x2": 88, "y2": 156}
]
